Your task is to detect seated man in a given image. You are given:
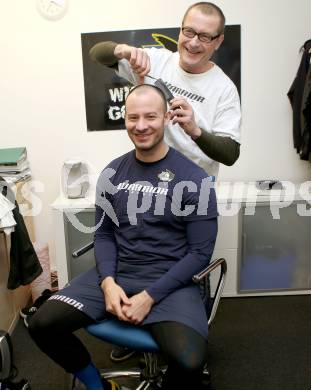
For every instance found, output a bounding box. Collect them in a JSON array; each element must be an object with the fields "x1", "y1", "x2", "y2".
[{"x1": 29, "y1": 84, "x2": 218, "y2": 390}]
